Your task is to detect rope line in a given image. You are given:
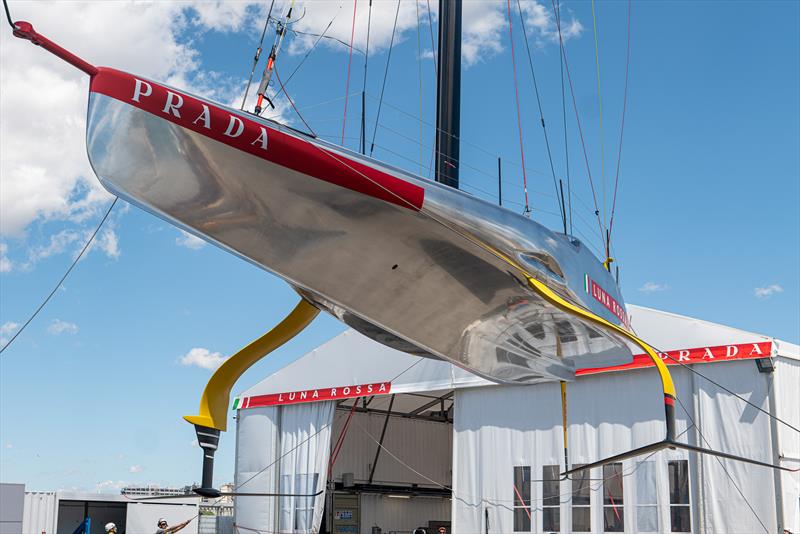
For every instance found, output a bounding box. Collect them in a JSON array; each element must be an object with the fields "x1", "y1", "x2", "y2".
[
  {"x1": 415, "y1": 0, "x2": 424, "y2": 175},
  {"x1": 551, "y1": 0, "x2": 605, "y2": 253},
  {"x1": 3, "y1": 0, "x2": 14, "y2": 29},
  {"x1": 555, "y1": 0, "x2": 573, "y2": 236},
  {"x1": 674, "y1": 396, "x2": 770, "y2": 533},
  {"x1": 368, "y1": 0, "x2": 401, "y2": 157},
  {"x1": 590, "y1": 0, "x2": 607, "y2": 235},
  {"x1": 272, "y1": 66, "x2": 316, "y2": 136},
  {"x1": 608, "y1": 0, "x2": 632, "y2": 243},
  {"x1": 340, "y1": 0, "x2": 358, "y2": 145},
  {"x1": 505, "y1": 0, "x2": 531, "y2": 216},
  {"x1": 240, "y1": 0, "x2": 275, "y2": 110},
  {"x1": 515, "y1": 0, "x2": 564, "y2": 229},
  {"x1": 0, "y1": 197, "x2": 118, "y2": 355},
  {"x1": 271, "y1": 10, "x2": 341, "y2": 104}
]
